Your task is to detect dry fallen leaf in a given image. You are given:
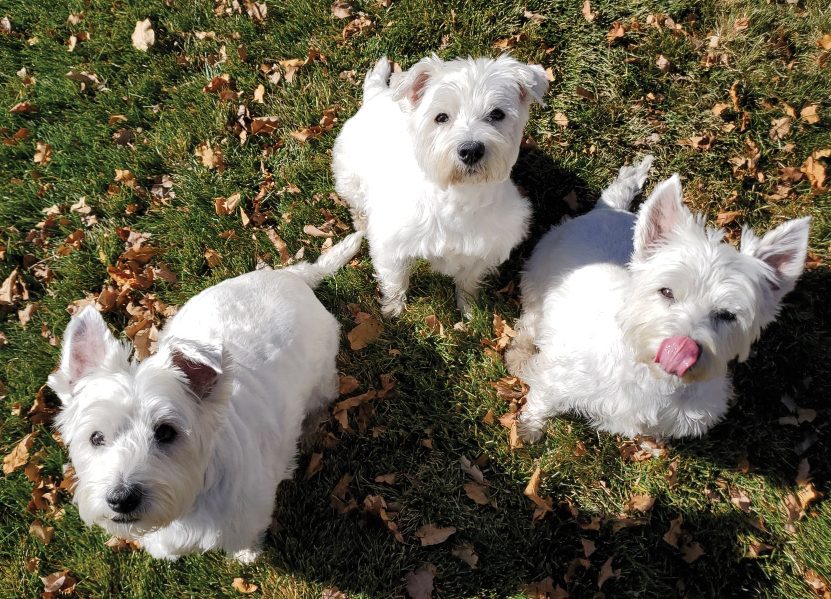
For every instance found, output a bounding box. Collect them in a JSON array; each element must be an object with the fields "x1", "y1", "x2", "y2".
[
  {"x1": 305, "y1": 452, "x2": 323, "y2": 479},
  {"x1": 581, "y1": 0, "x2": 596, "y2": 22},
  {"x1": 331, "y1": 1, "x2": 353, "y2": 19},
  {"x1": 342, "y1": 13, "x2": 373, "y2": 40},
  {"x1": 195, "y1": 142, "x2": 225, "y2": 171},
  {"x1": 464, "y1": 482, "x2": 491, "y2": 506},
  {"x1": 663, "y1": 514, "x2": 683, "y2": 548},
  {"x1": 204, "y1": 248, "x2": 221, "y2": 268},
  {"x1": 29, "y1": 519, "x2": 54, "y2": 544},
  {"x1": 524, "y1": 467, "x2": 553, "y2": 520},
  {"x1": 33, "y1": 141, "x2": 52, "y2": 165},
  {"x1": 451, "y1": 543, "x2": 479, "y2": 569},
  {"x1": 801, "y1": 148, "x2": 830, "y2": 190},
  {"x1": 656, "y1": 54, "x2": 671, "y2": 73},
  {"x1": 554, "y1": 112, "x2": 569, "y2": 128},
  {"x1": 347, "y1": 317, "x2": 383, "y2": 350},
  {"x1": 626, "y1": 493, "x2": 655, "y2": 513},
  {"x1": 3, "y1": 431, "x2": 36, "y2": 475},
  {"x1": 607, "y1": 22, "x2": 625, "y2": 44},
  {"x1": 770, "y1": 116, "x2": 792, "y2": 141},
  {"x1": 801, "y1": 104, "x2": 820, "y2": 125},
  {"x1": 405, "y1": 564, "x2": 435, "y2": 599},
  {"x1": 41, "y1": 570, "x2": 77, "y2": 595},
  {"x1": 415, "y1": 523, "x2": 456, "y2": 546},
  {"x1": 232, "y1": 577, "x2": 258, "y2": 594},
  {"x1": 597, "y1": 556, "x2": 620, "y2": 589},
  {"x1": 131, "y1": 19, "x2": 155, "y2": 52}
]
